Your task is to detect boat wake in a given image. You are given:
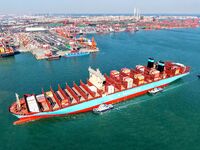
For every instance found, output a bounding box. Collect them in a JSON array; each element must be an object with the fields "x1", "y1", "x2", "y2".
[
  {"x1": 113, "y1": 93, "x2": 166, "y2": 111},
  {"x1": 114, "y1": 79, "x2": 197, "y2": 111},
  {"x1": 114, "y1": 98, "x2": 151, "y2": 110}
]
